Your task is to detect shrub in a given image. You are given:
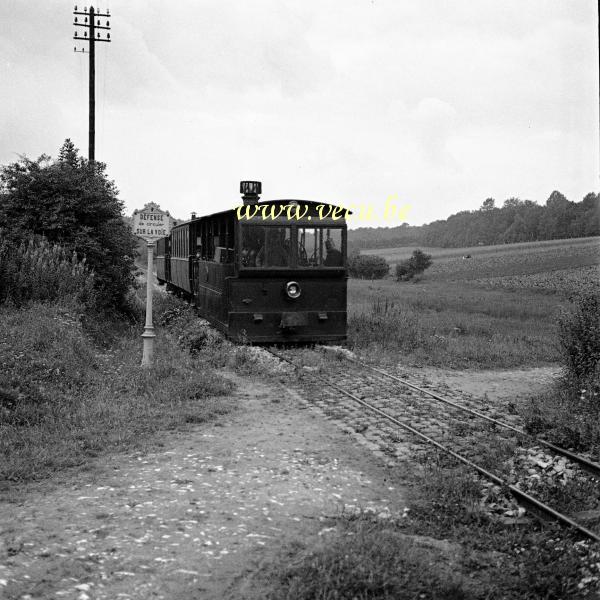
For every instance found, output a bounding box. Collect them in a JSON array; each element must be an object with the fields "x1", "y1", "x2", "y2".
[
  {"x1": 522, "y1": 292, "x2": 600, "y2": 453},
  {"x1": 0, "y1": 236, "x2": 95, "y2": 307},
  {"x1": 0, "y1": 139, "x2": 137, "y2": 311},
  {"x1": 558, "y1": 292, "x2": 600, "y2": 383},
  {"x1": 396, "y1": 249, "x2": 433, "y2": 281},
  {"x1": 348, "y1": 253, "x2": 390, "y2": 279}
]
